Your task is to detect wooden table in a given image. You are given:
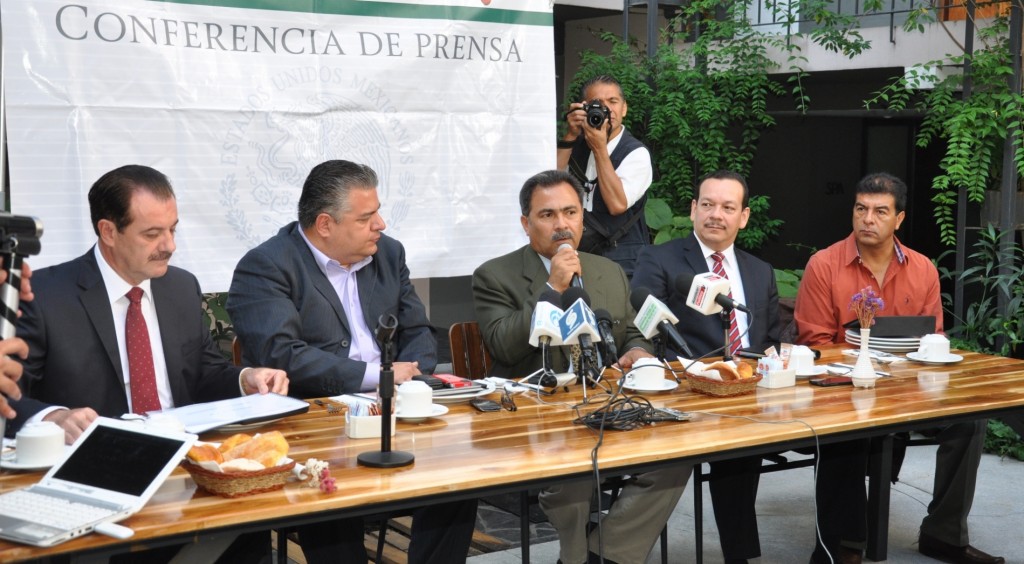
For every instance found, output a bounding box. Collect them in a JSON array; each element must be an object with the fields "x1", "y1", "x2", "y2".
[{"x1": 2, "y1": 345, "x2": 1023, "y2": 562}]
